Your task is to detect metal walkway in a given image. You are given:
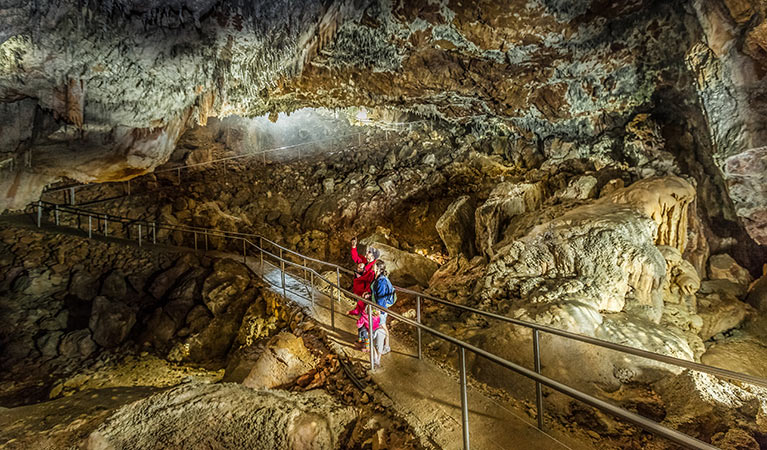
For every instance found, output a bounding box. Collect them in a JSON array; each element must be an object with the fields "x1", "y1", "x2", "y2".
[{"x1": 20, "y1": 200, "x2": 767, "y2": 449}]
